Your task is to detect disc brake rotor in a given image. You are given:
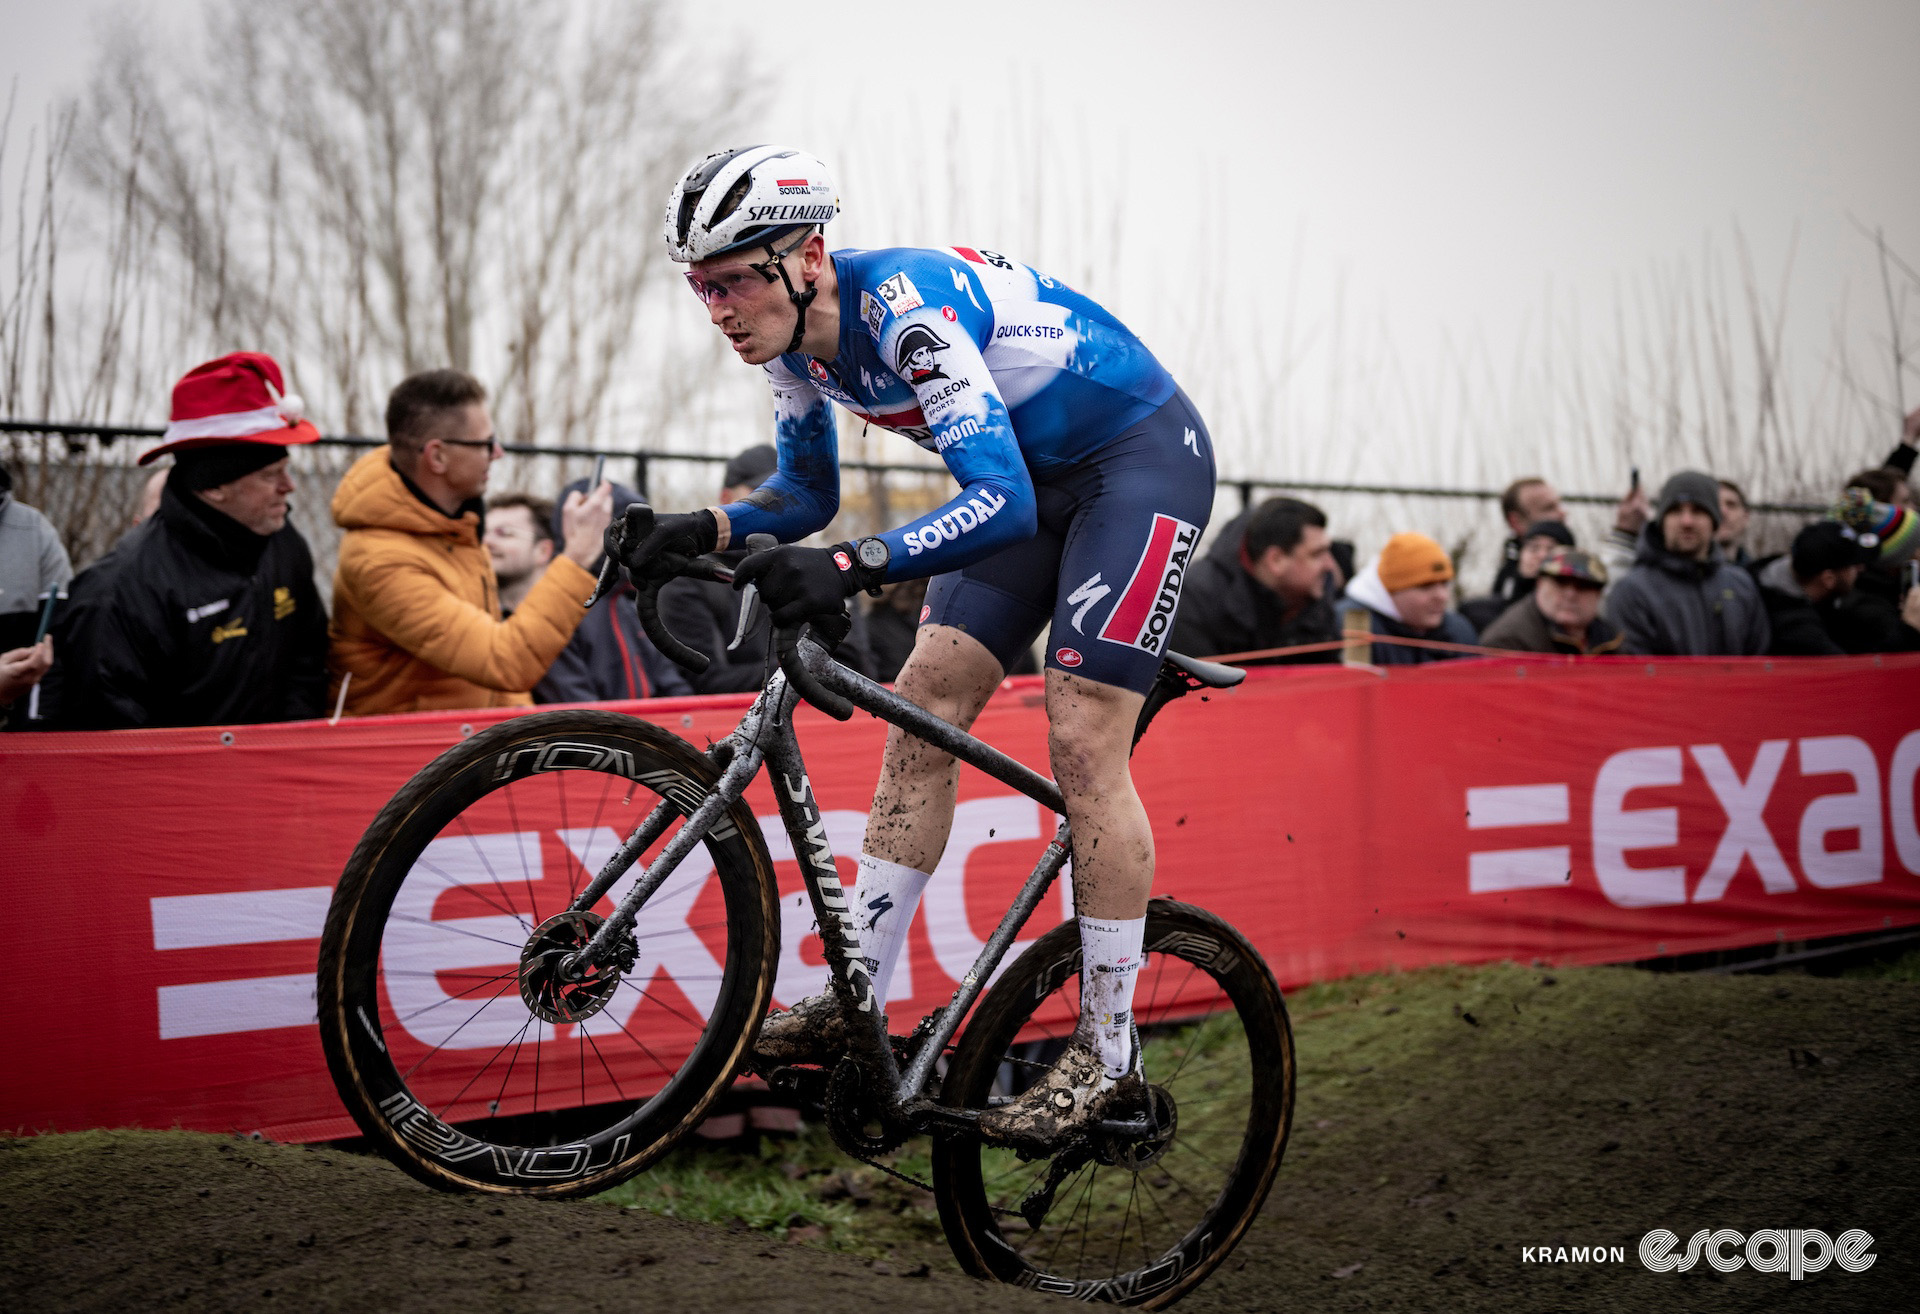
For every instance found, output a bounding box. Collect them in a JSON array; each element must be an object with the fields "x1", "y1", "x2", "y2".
[
  {"x1": 1102, "y1": 1084, "x2": 1179, "y2": 1170},
  {"x1": 517, "y1": 910, "x2": 635, "y2": 1024}
]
